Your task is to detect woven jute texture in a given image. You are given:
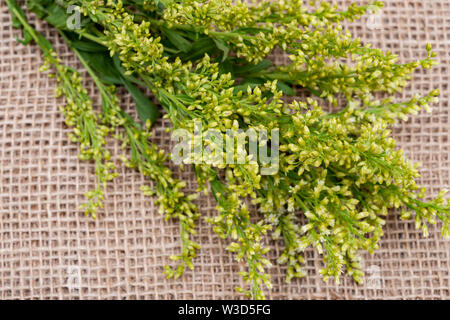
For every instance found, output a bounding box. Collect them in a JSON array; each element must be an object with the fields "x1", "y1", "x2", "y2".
[{"x1": 0, "y1": 0, "x2": 449, "y2": 299}]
